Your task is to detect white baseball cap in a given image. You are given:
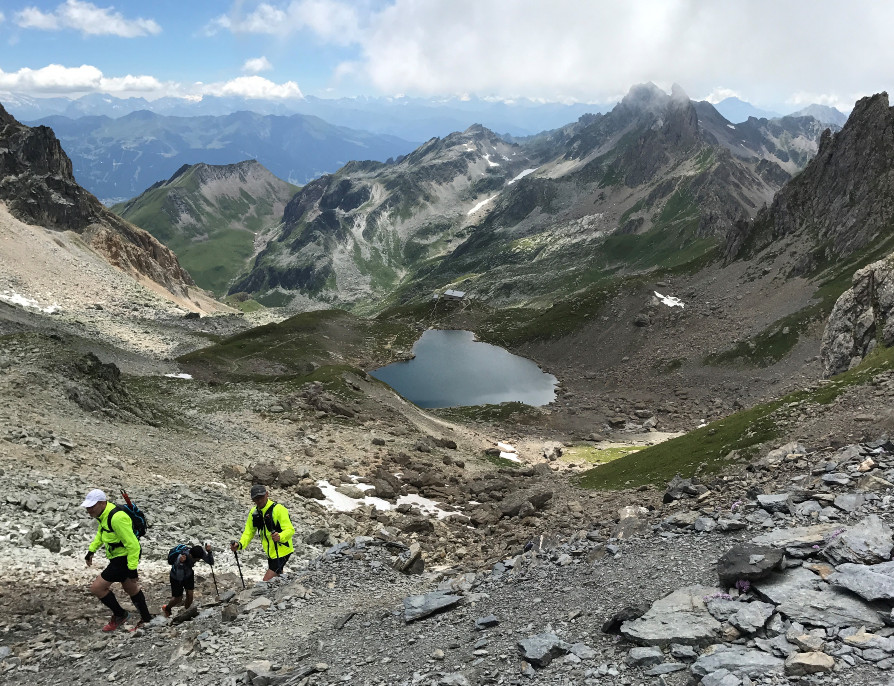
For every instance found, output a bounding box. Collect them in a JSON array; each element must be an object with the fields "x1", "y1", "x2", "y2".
[{"x1": 80, "y1": 489, "x2": 108, "y2": 508}]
